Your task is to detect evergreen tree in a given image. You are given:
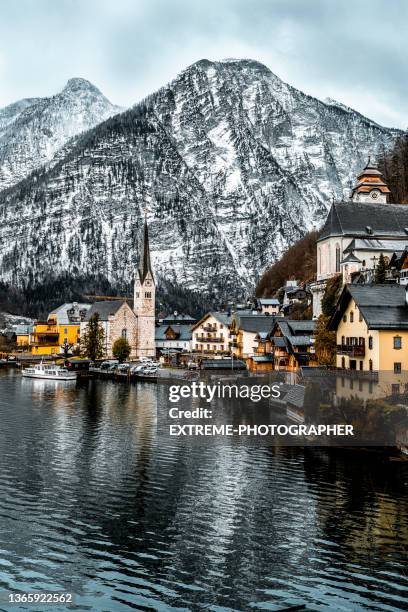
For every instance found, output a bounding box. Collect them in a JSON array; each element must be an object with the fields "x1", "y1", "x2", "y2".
[
  {"x1": 112, "y1": 337, "x2": 131, "y2": 363},
  {"x1": 375, "y1": 252, "x2": 387, "y2": 284},
  {"x1": 81, "y1": 313, "x2": 105, "y2": 361}
]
